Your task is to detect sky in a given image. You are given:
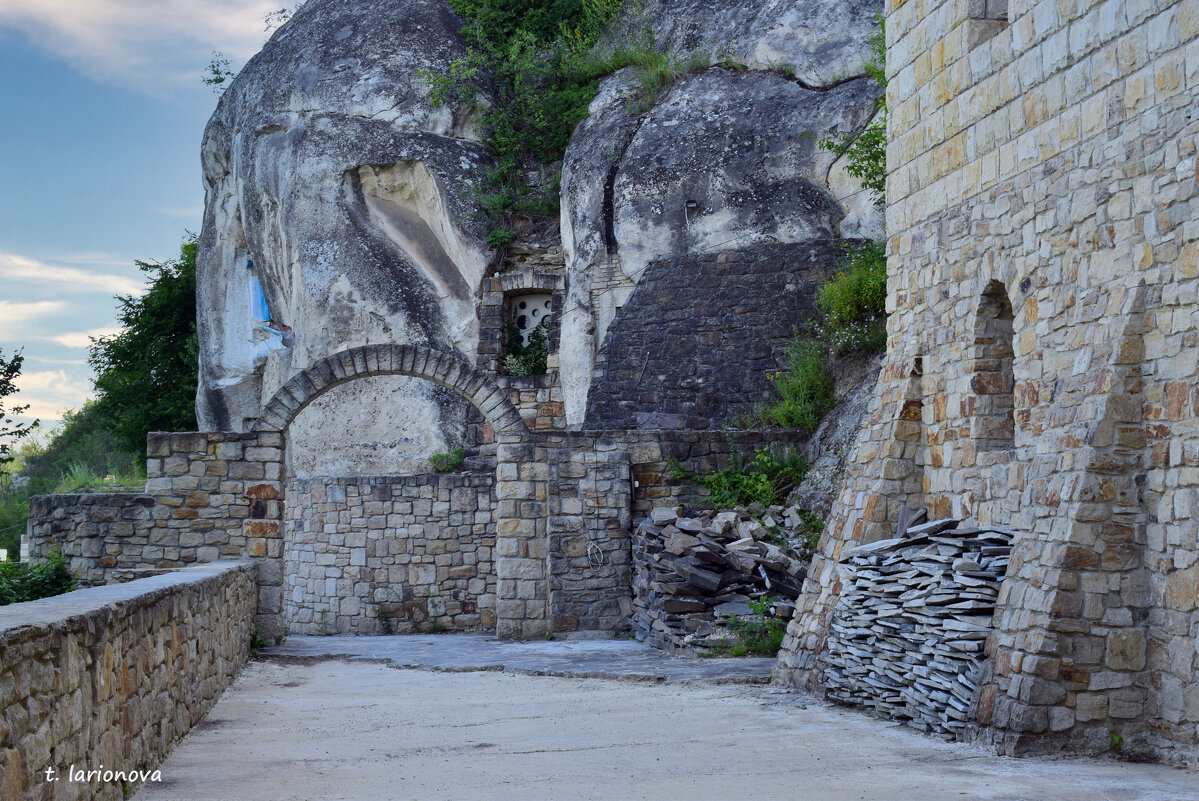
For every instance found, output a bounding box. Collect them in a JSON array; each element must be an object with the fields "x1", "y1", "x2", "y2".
[{"x1": 0, "y1": 0, "x2": 284, "y2": 435}]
